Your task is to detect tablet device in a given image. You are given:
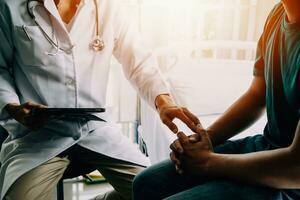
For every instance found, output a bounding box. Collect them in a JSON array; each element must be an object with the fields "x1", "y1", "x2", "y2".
[{"x1": 30, "y1": 108, "x2": 106, "y2": 122}]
